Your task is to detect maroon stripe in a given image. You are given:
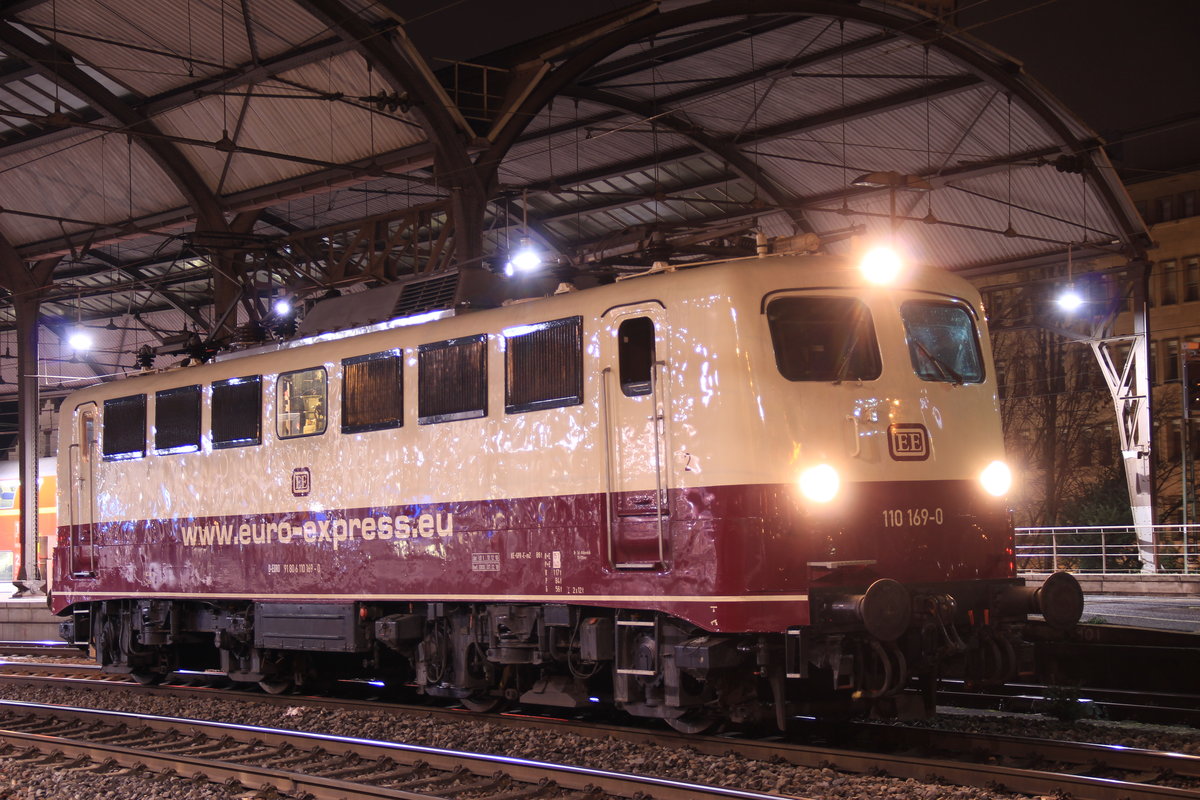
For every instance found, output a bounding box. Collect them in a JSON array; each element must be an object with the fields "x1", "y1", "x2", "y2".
[{"x1": 52, "y1": 480, "x2": 1013, "y2": 632}]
